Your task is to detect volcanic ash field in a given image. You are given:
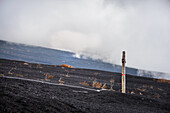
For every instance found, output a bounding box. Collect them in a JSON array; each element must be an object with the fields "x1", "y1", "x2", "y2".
[{"x1": 0, "y1": 59, "x2": 170, "y2": 113}]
